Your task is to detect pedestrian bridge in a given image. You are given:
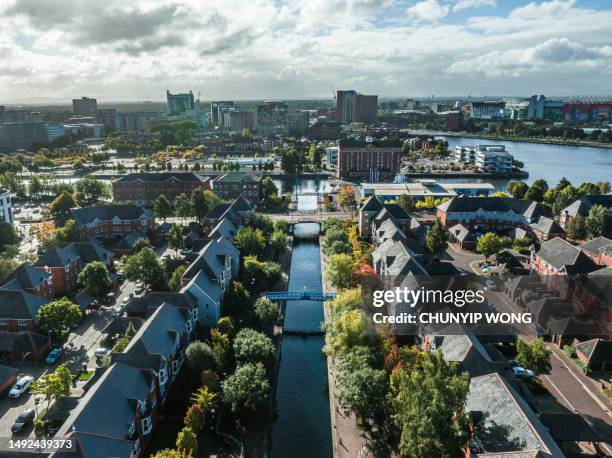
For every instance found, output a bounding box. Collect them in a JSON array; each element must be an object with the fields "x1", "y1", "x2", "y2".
[{"x1": 266, "y1": 291, "x2": 337, "y2": 301}]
